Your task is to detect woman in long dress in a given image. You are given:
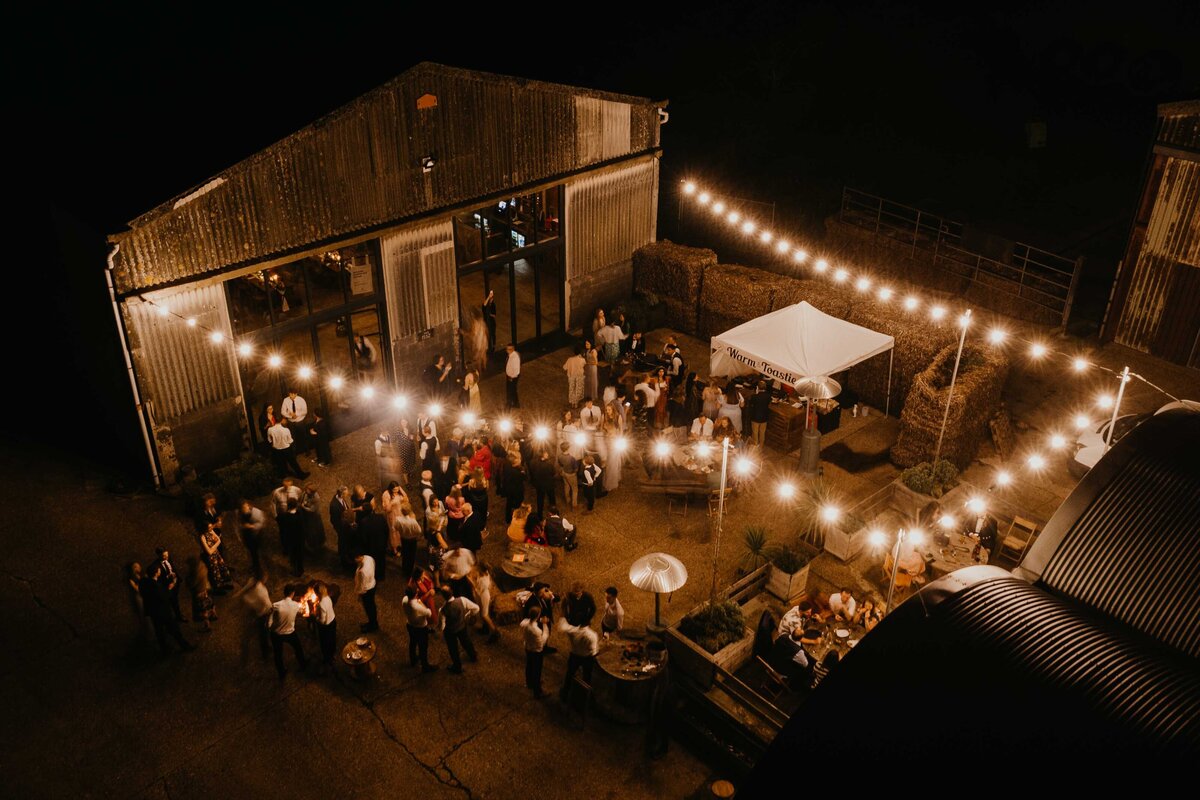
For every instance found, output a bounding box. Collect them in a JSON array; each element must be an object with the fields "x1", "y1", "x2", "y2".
[
  {"x1": 199, "y1": 524, "x2": 233, "y2": 592},
  {"x1": 470, "y1": 562, "x2": 500, "y2": 643},
  {"x1": 718, "y1": 380, "x2": 745, "y2": 435},
  {"x1": 583, "y1": 342, "x2": 600, "y2": 402},
  {"x1": 463, "y1": 467, "x2": 490, "y2": 525},
  {"x1": 301, "y1": 484, "x2": 326, "y2": 552},
  {"x1": 462, "y1": 371, "x2": 482, "y2": 415},
  {"x1": 391, "y1": 419, "x2": 417, "y2": 481},
  {"x1": 701, "y1": 383, "x2": 722, "y2": 420}
]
